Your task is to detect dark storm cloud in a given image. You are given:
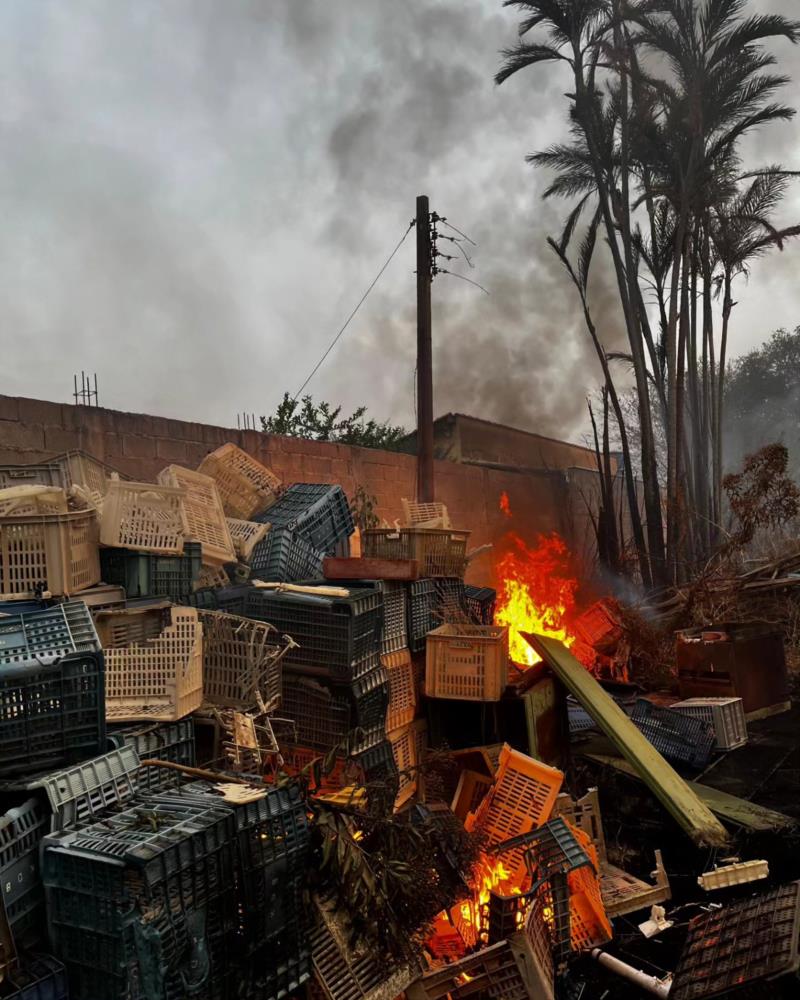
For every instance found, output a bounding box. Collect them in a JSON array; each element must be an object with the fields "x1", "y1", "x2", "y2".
[{"x1": 0, "y1": 1, "x2": 797, "y2": 442}]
